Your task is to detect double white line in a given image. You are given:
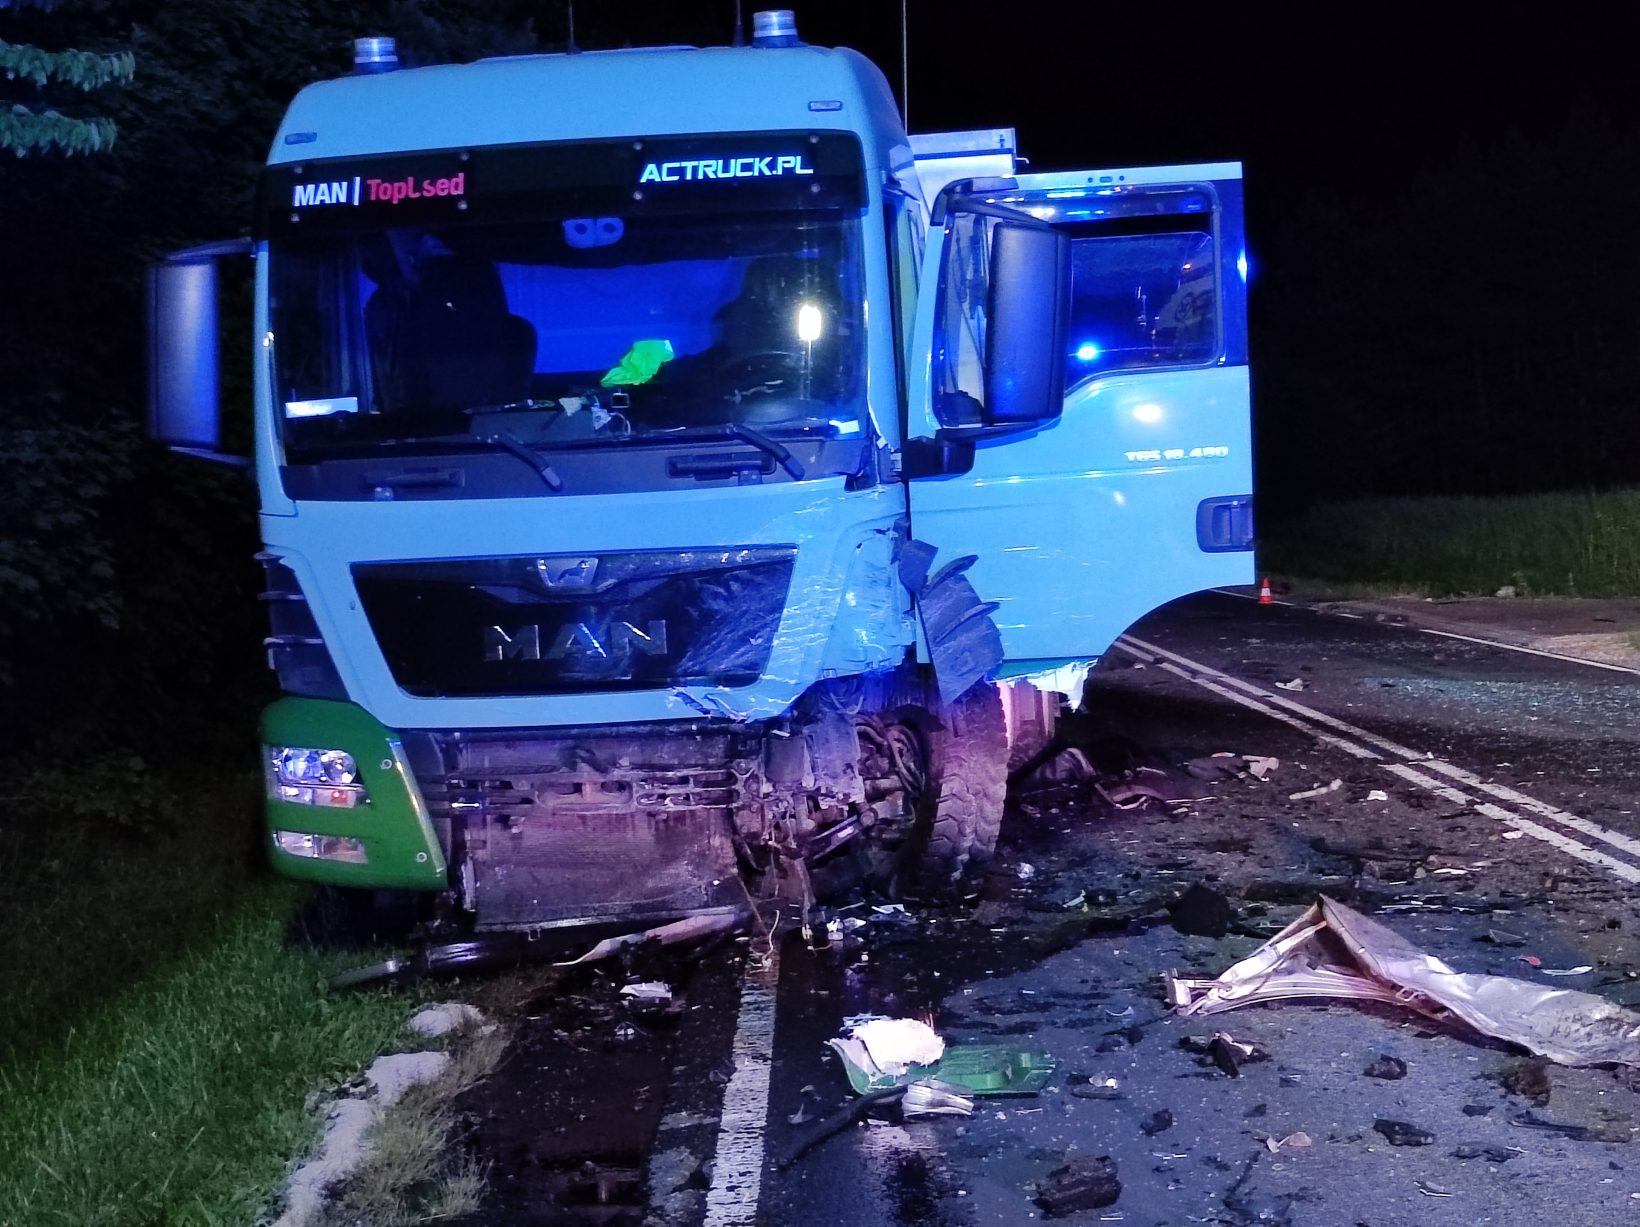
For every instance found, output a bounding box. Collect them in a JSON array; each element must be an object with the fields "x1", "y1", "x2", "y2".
[{"x1": 1115, "y1": 632, "x2": 1640, "y2": 886}]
